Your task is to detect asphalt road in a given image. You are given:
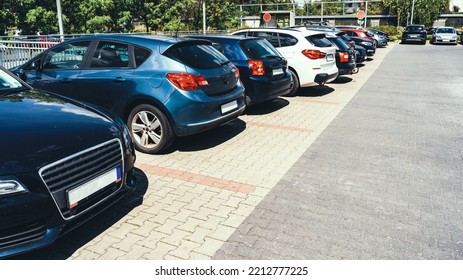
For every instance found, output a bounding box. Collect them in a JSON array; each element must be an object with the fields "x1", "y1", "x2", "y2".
[{"x1": 214, "y1": 43, "x2": 463, "y2": 260}]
